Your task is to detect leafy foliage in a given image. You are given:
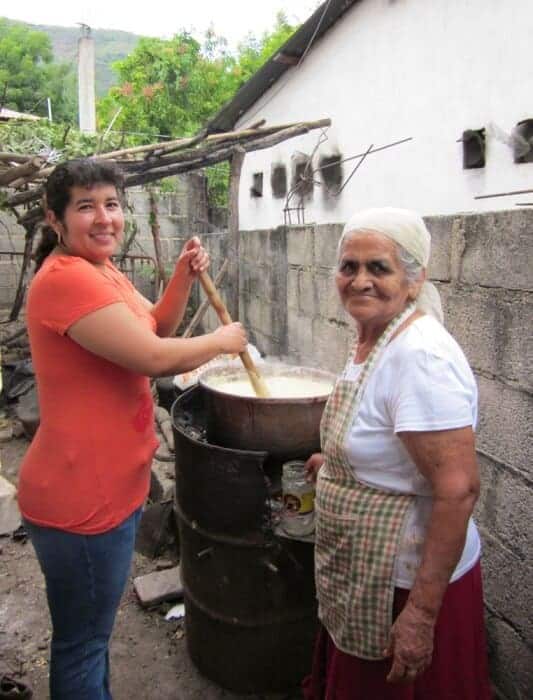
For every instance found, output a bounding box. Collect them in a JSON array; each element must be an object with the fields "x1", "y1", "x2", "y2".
[
  {"x1": 97, "y1": 12, "x2": 298, "y2": 204},
  {"x1": 0, "y1": 120, "x2": 133, "y2": 160},
  {"x1": 98, "y1": 13, "x2": 296, "y2": 139},
  {"x1": 0, "y1": 12, "x2": 298, "y2": 207},
  {"x1": 0, "y1": 19, "x2": 77, "y2": 123}
]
